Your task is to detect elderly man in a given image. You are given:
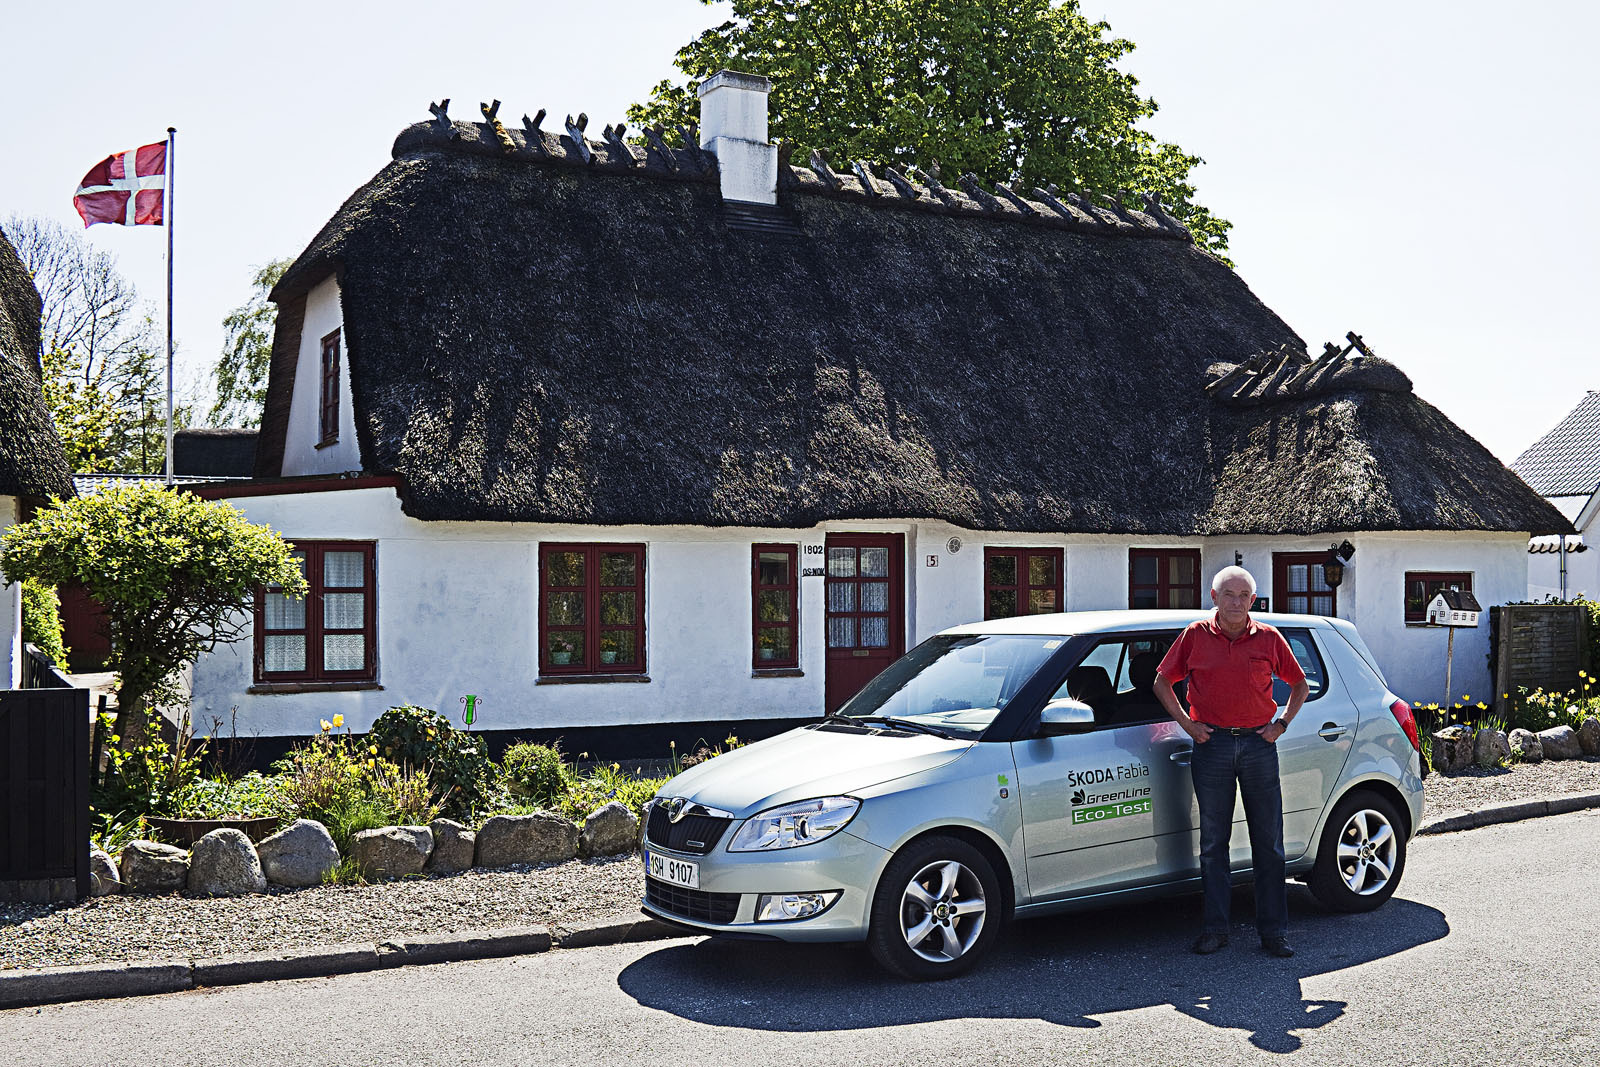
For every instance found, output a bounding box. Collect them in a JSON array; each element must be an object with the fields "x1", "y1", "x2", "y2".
[{"x1": 1154, "y1": 566, "x2": 1309, "y2": 958}]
